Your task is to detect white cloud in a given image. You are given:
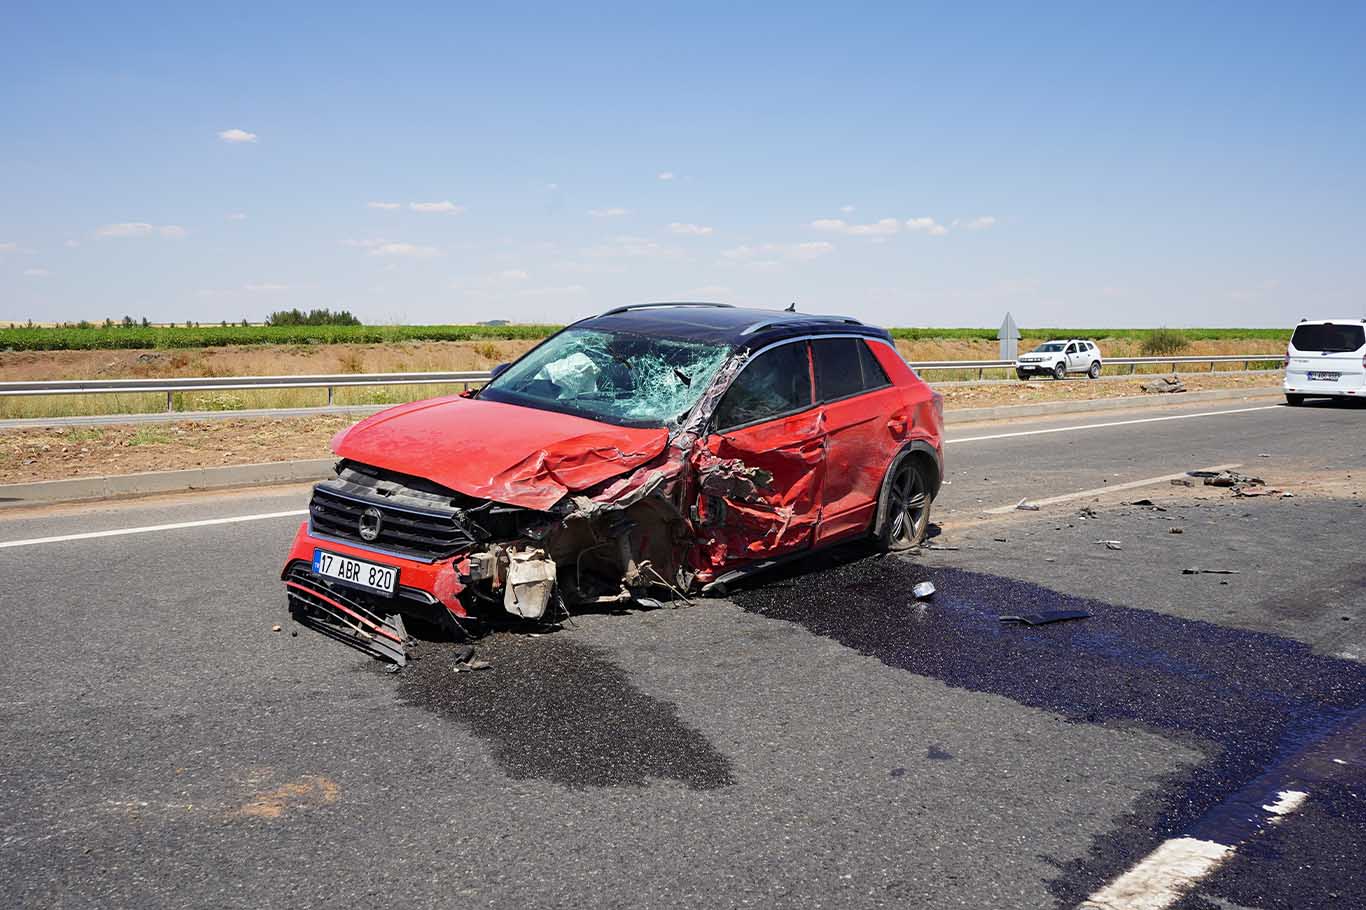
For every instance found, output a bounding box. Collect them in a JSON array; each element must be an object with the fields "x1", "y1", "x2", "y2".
[
  {"x1": 519, "y1": 284, "x2": 587, "y2": 298},
  {"x1": 368, "y1": 241, "x2": 441, "y2": 258},
  {"x1": 225, "y1": 213, "x2": 247, "y2": 221},
  {"x1": 840, "y1": 204, "x2": 856, "y2": 214},
  {"x1": 669, "y1": 222, "x2": 714, "y2": 236},
  {"x1": 493, "y1": 269, "x2": 529, "y2": 281},
  {"x1": 94, "y1": 222, "x2": 187, "y2": 239},
  {"x1": 657, "y1": 171, "x2": 675, "y2": 181},
  {"x1": 809, "y1": 217, "x2": 899, "y2": 236},
  {"x1": 956, "y1": 215, "x2": 997, "y2": 230},
  {"x1": 0, "y1": 242, "x2": 16, "y2": 252},
  {"x1": 409, "y1": 201, "x2": 464, "y2": 214},
  {"x1": 96, "y1": 222, "x2": 154, "y2": 238},
  {"x1": 245, "y1": 282, "x2": 290, "y2": 292},
  {"x1": 722, "y1": 241, "x2": 834, "y2": 263},
  {"x1": 23, "y1": 268, "x2": 51, "y2": 278},
  {"x1": 689, "y1": 285, "x2": 732, "y2": 298},
  {"x1": 367, "y1": 201, "x2": 401, "y2": 210},
  {"x1": 906, "y1": 217, "x2": 949, "y2": 236},
  {"x1": 545, "y1": 182, "x2": 559, "y2": 190},
  {"x1": 64, "y1": 239, "x2": 80, "y2": 248},
  {"x1": 218, "y1": 128, "x2": 258, "y2": 144},
  {"x1": 588, "y1": 207, "x2": 630, "y2": 218},
  {"x1": 792, "y1": 240, "x2": 835, "y2": 259},
  {"x1": 584, "y1": 235, "x2": 681, "y2": 259}
]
